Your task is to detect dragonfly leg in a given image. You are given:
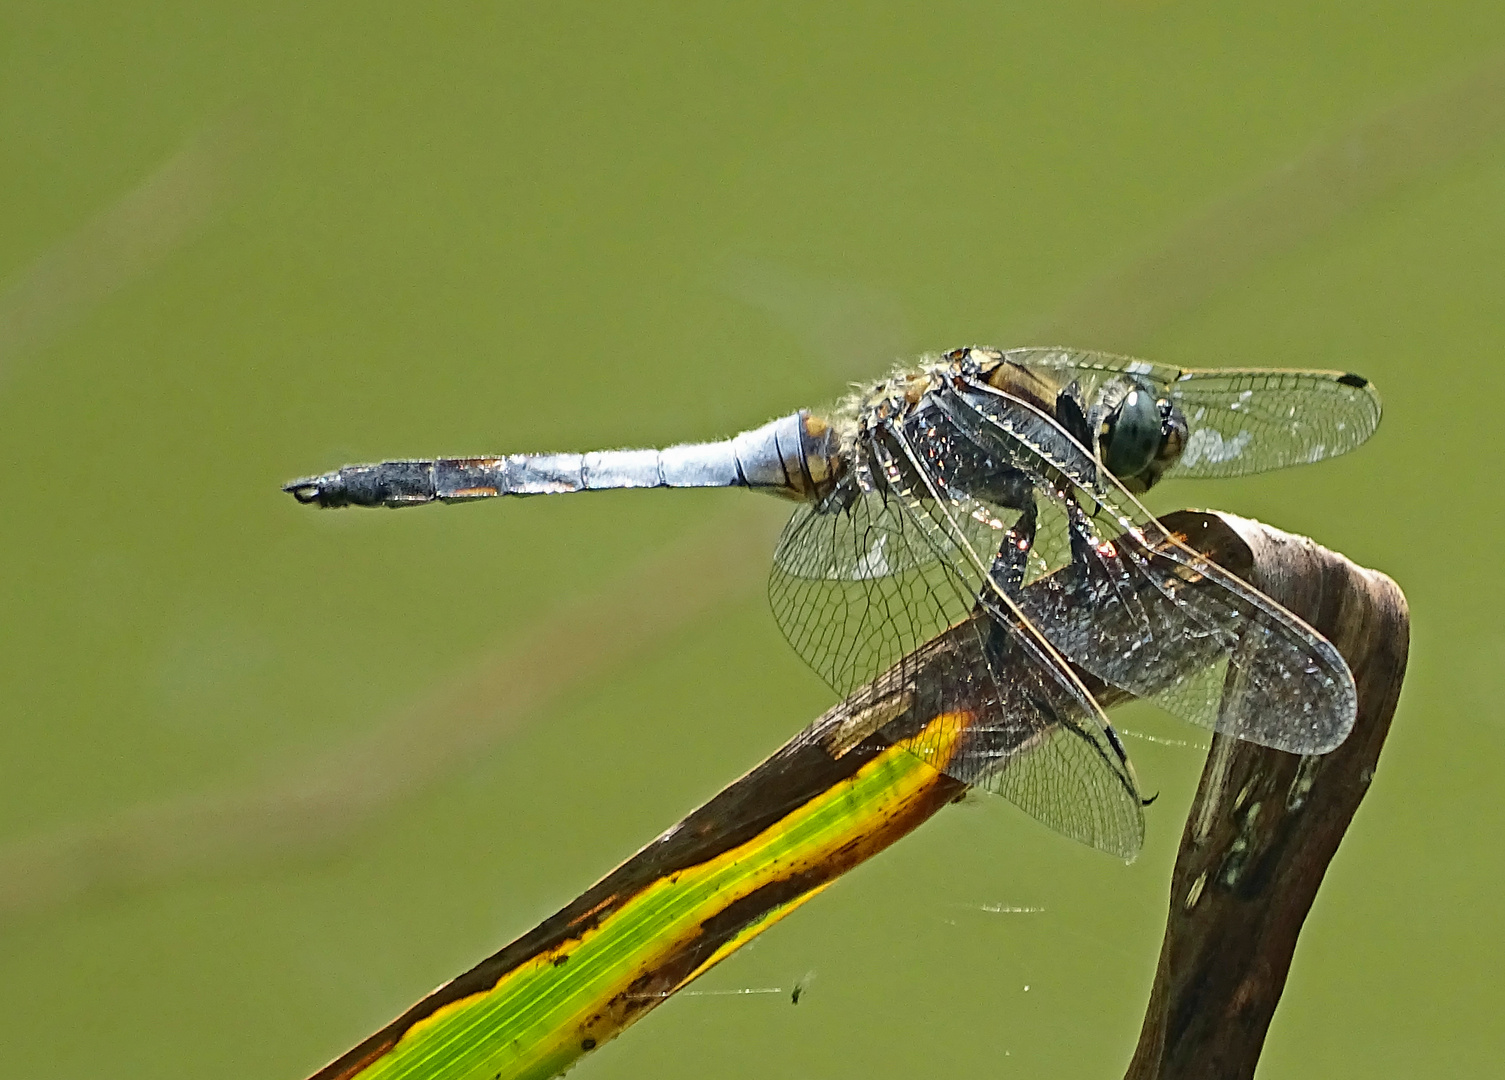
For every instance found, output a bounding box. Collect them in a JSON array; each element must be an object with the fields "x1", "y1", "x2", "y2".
[{"x1": 986, "y1": 495, "x2": 1038, "y2": 595}]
